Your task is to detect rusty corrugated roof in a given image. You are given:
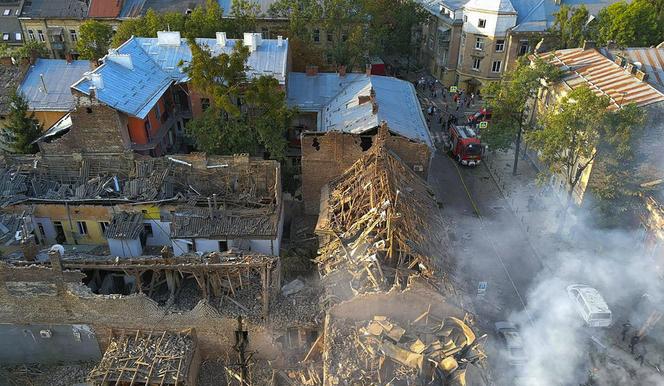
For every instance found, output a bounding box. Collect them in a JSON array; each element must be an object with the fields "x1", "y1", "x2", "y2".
[
  {"x1": 537, "y1": 48, "x2": 664, "y2": 110},
  {"x1": 88, "y1": 0, "x2": 123, "y2": 18}
]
